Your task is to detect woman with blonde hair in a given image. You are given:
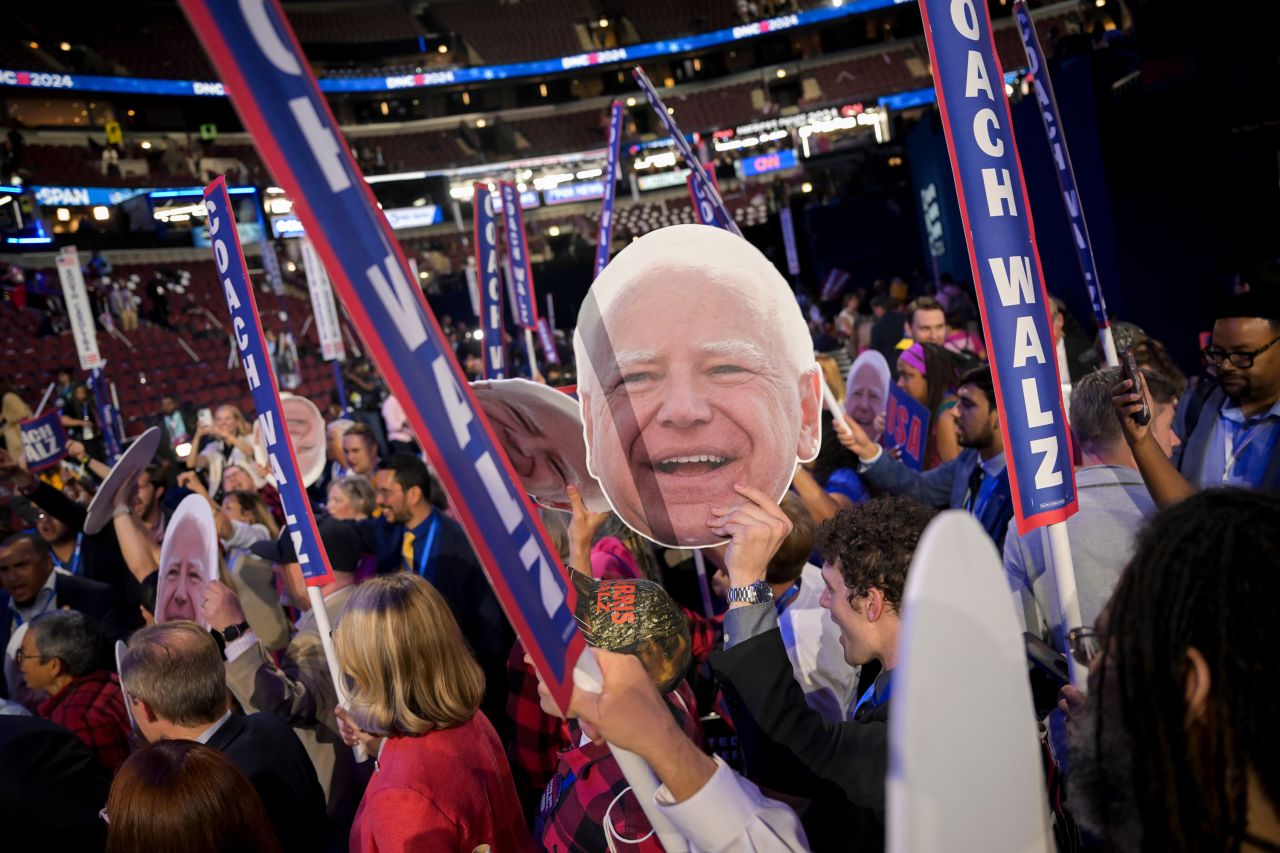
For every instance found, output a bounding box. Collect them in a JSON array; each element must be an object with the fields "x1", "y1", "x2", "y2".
[{"x1": 334, "y1": 573, "x2": 532, "y2": 852}]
